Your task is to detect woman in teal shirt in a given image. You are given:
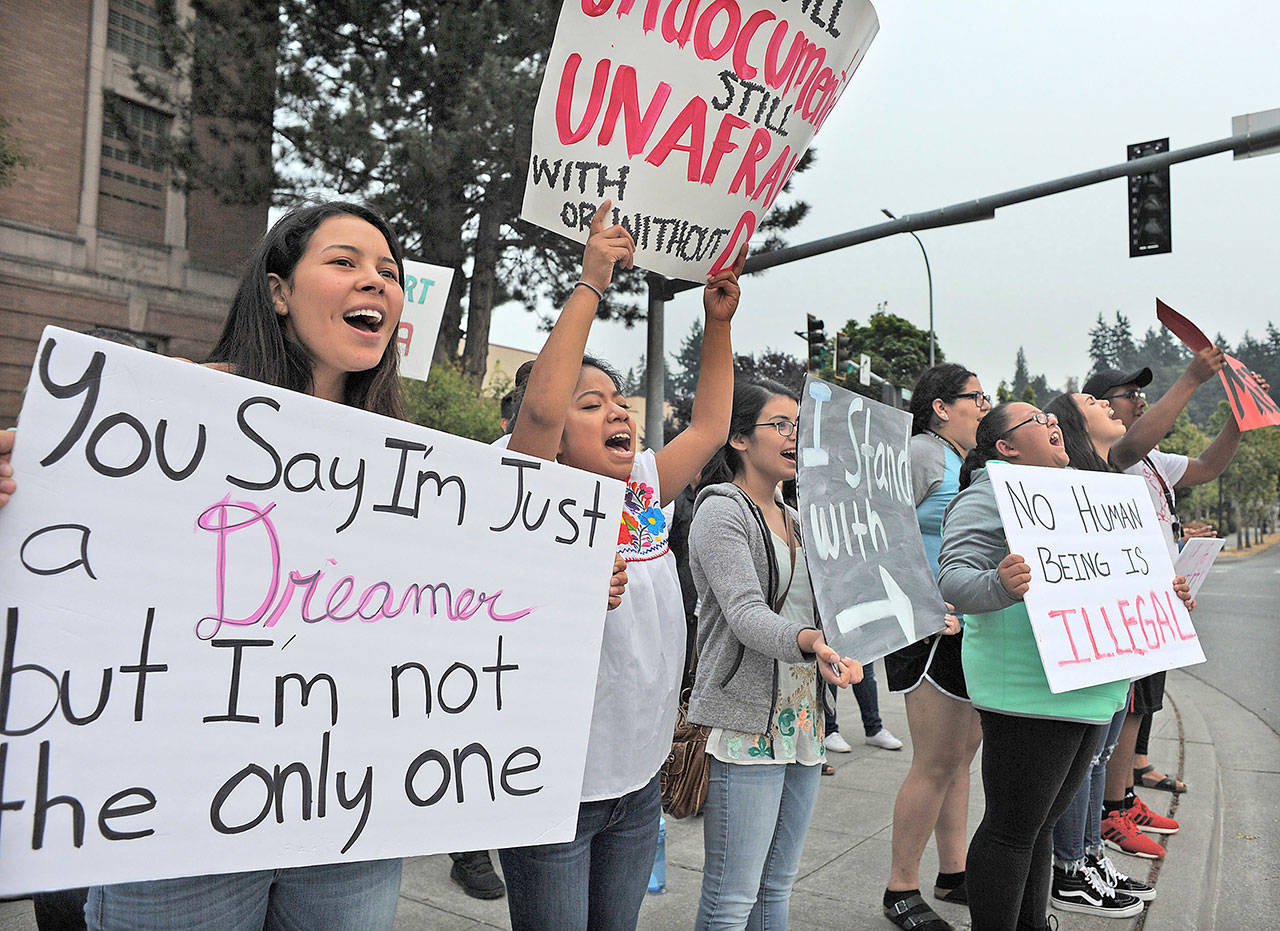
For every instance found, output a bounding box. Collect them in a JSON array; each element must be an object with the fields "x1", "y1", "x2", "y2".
[{"x1": 938, "y1": 401, "x2": 1163, "y2": 931}]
